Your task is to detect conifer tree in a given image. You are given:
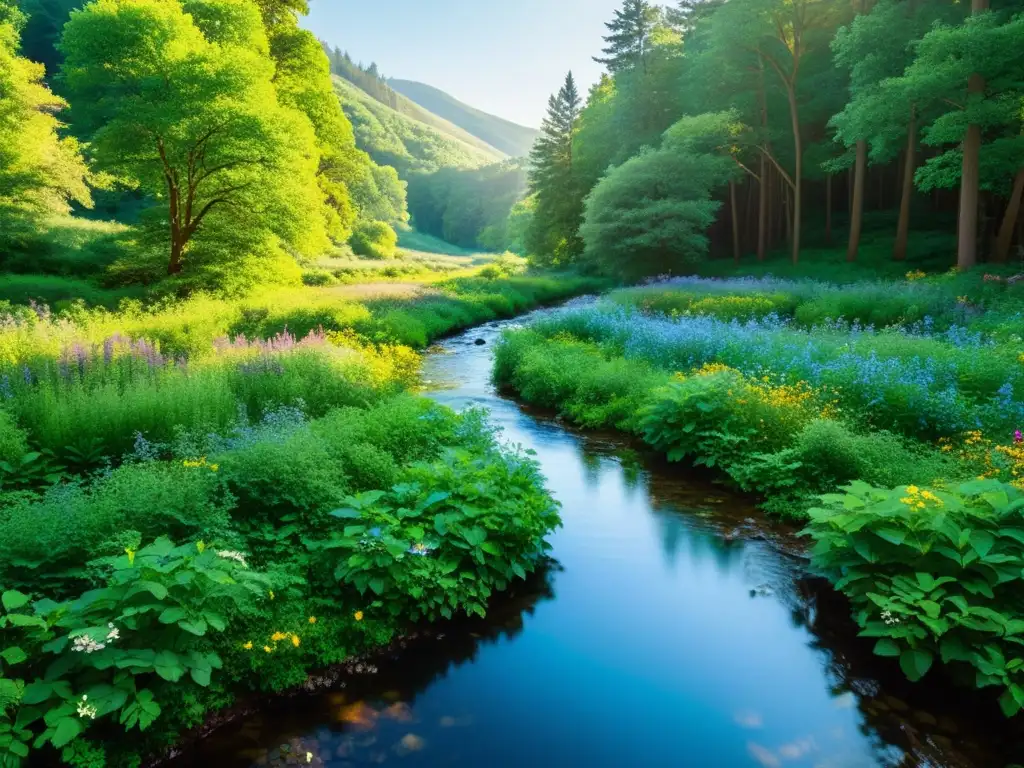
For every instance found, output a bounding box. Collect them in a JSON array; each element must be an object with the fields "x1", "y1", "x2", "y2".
[
  {"x1": 594, "y1": 0, "x2": 660, "y2": 74},
  {"x1": 526, "y1": 72, "x2": 582, "y2": 263}
]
